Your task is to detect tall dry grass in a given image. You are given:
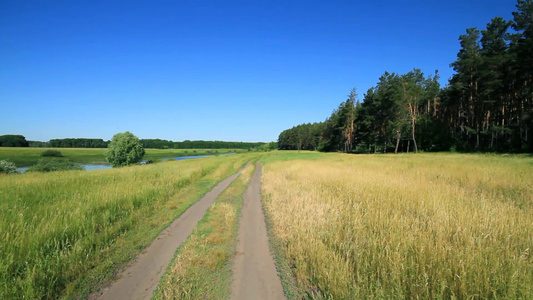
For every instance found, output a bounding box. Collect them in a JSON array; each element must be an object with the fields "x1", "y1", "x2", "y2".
[
  {"x1": 262, "y1": 153, "x2": 533, "y2": 299},
  {"x1": 0, "y1": 154, "x2": 252, "y2": 299}
]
